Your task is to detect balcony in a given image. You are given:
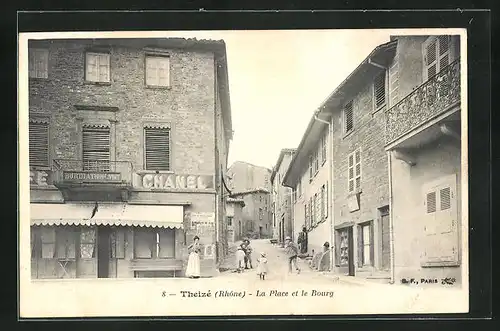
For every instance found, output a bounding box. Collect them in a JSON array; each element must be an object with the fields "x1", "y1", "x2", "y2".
[
  {"x1": 52, "y1": 159, "x2": 134, "y2": 201},
  {"x1": 385, "y1": 59, "x2": 461, "y2": 147}
]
